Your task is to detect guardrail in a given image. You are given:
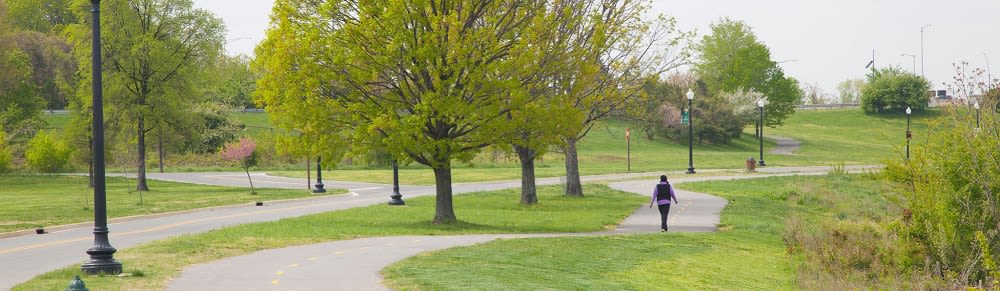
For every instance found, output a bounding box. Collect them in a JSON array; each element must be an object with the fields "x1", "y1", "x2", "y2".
[{"x1": 795, "y1": 103, "x2": 860, "y2": 110}]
